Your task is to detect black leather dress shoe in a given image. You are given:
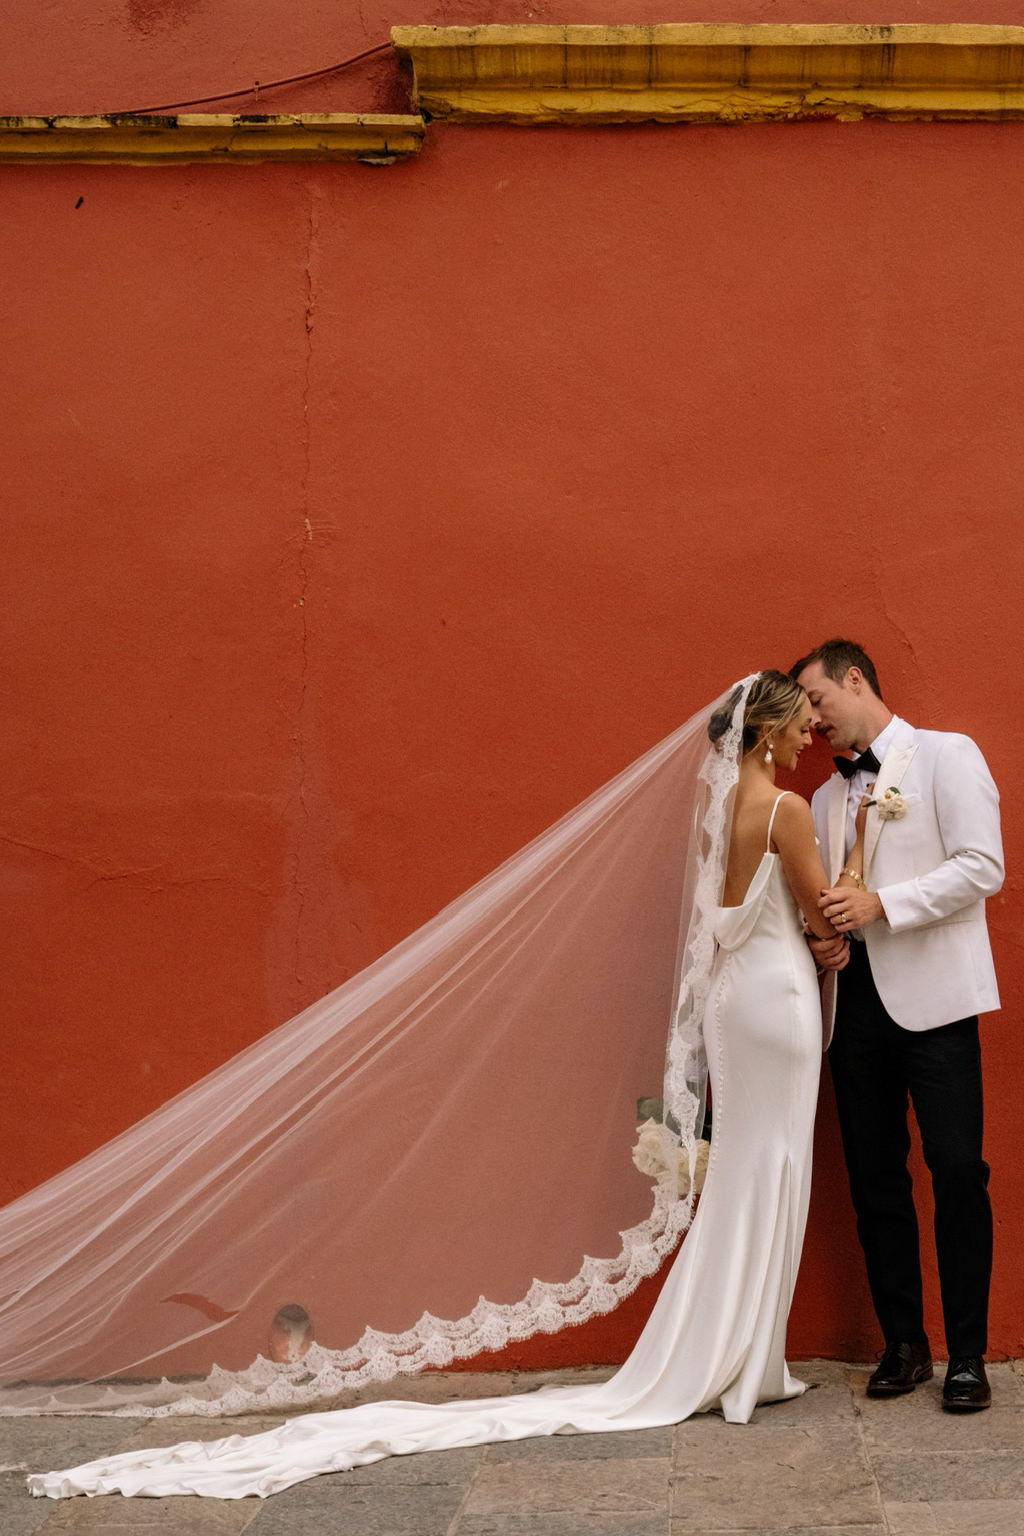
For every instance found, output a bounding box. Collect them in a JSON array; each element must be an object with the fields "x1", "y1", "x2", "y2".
[
  {"x1": 942, "y1": 1356, "x2": 991, "y2": 1412},
  {"x1": 866, "y1": 1341, "x2": 934, "y2": 1397}
]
